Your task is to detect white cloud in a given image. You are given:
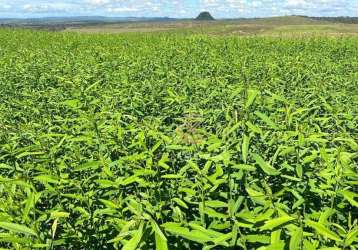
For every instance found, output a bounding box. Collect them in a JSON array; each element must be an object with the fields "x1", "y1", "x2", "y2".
[
  {"x1": 0, "y1": 0, "x2": 355, "y2": 18},
  {"x1": 283, "y1": 0, "x2": 353, "y2": 15},
  {"x1": 286, "y1": 0, "x2": 307, "y2": 7},
  {"x1": 23, "y1": 3, "x2": 74, "y2": 13},
  {"x1": 201, "y1": 0, "x2": 246, "y2": 11},
  {"x1": 107, "y1": 7, "x2": 139, "y2": 13},
  {"x1": 88, "y1": 0, "x2": 110, "y2": 6}
]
